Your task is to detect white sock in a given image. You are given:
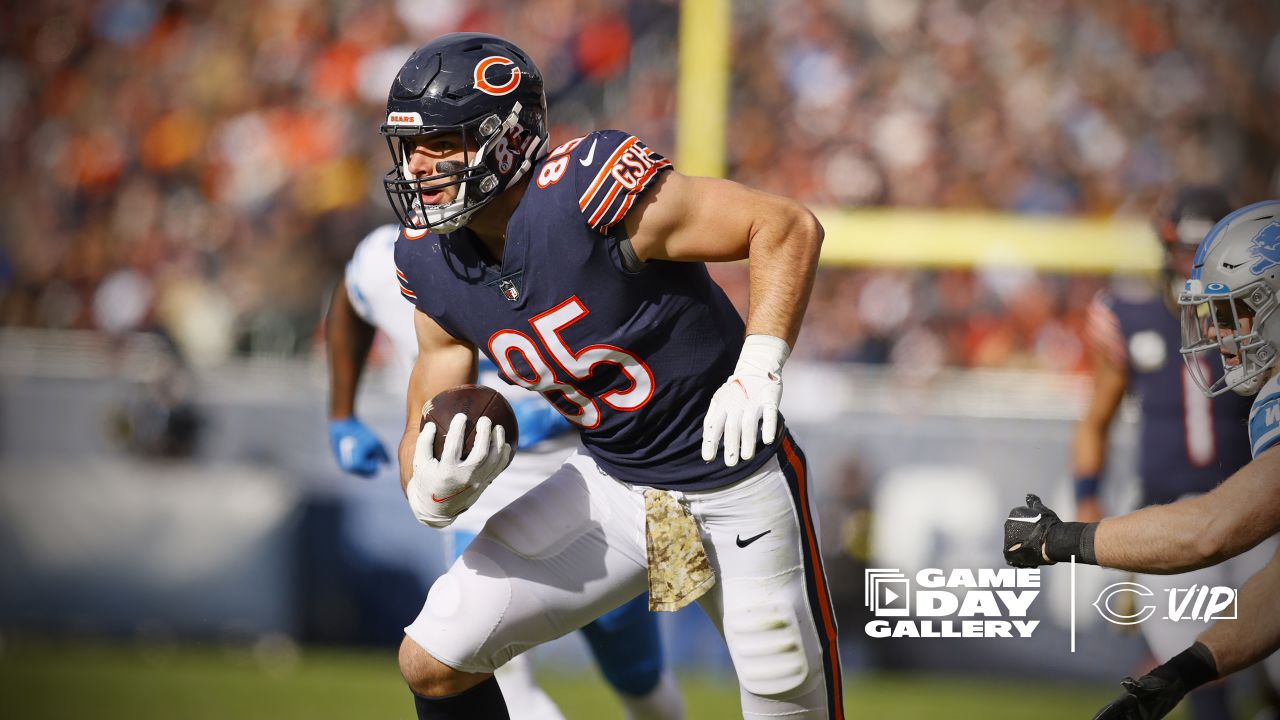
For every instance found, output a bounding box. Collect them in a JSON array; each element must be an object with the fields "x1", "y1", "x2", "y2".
[
  {"x1": 618, "y1": 669, "x2": 685, "y2": 720},
  {"x1": 494, "y1": 654, "x2": 565, "y2": 720}
]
